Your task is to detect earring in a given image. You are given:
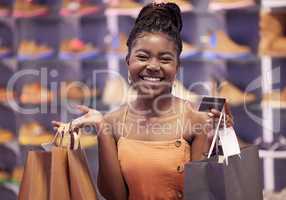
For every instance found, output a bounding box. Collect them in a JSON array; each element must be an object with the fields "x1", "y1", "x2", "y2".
[{"x1": 128, "y1": 71, "x2": 132, "y2": 85}]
